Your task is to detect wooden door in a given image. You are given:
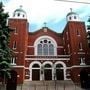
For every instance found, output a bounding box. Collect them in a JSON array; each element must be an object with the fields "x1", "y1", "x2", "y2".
[
  {"x1": 56, "y1": 69, "x2": 64, "y2": 80},
  {"x1": 32, "y1": 69, "x2": 40, "y2": 80},
  {"x1": 44, "y1": 69, "x2": 52, "y2": 80}
]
